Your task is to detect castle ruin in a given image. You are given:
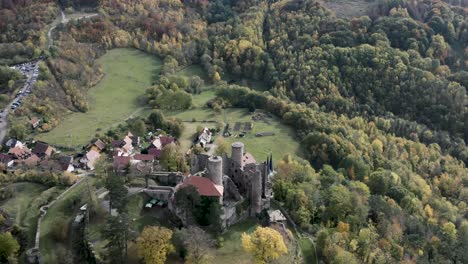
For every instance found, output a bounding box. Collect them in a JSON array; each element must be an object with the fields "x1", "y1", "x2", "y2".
[{"x1": 187, "y1": 141, "x2": 274, "y2": 228}]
